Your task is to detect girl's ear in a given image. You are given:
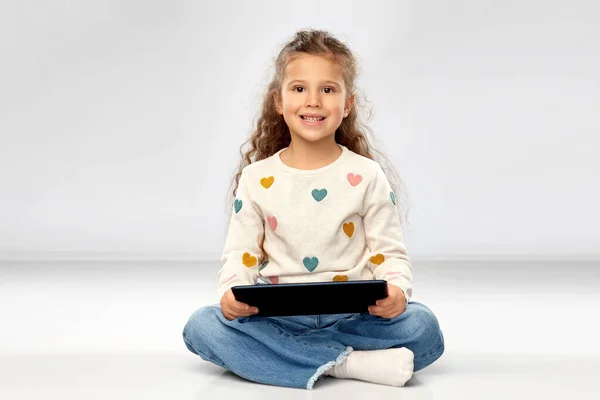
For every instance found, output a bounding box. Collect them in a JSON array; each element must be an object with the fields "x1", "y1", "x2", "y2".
[
  {"x1": 345, "y1": 94, "x2": 355, "y2": 112},
  {"x1": 273, "y1": 91, "x2": 283, "y2": 115}
]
